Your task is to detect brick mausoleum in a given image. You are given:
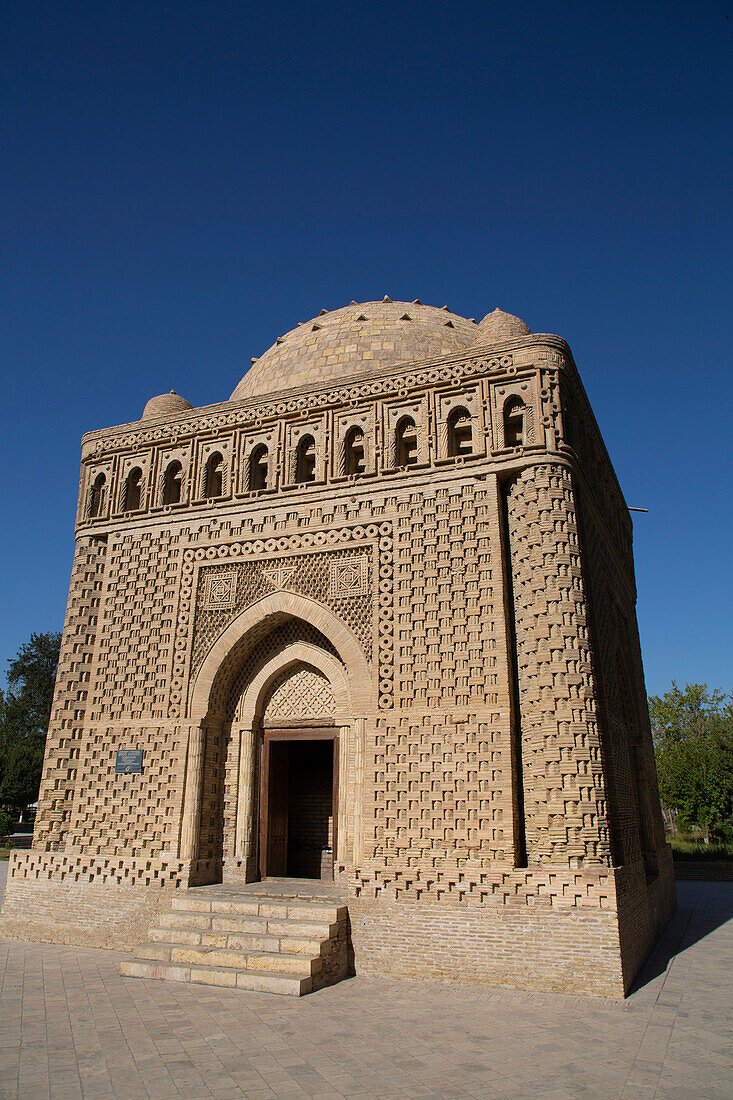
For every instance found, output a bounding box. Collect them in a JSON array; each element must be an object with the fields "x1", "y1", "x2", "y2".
[{"x1": 2, "y1": 300, "x2": 676, "y2": 996}]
